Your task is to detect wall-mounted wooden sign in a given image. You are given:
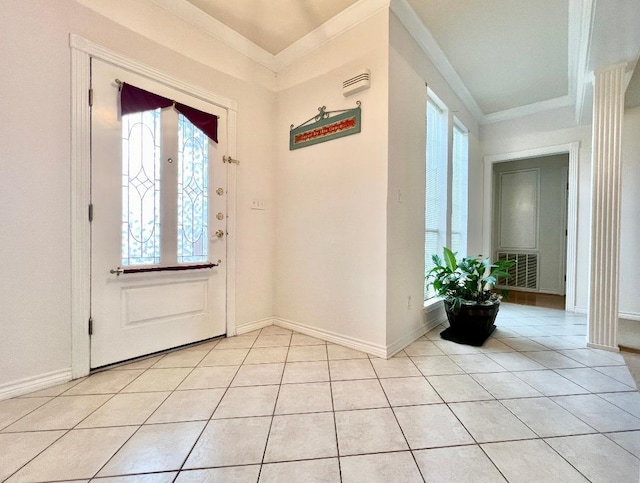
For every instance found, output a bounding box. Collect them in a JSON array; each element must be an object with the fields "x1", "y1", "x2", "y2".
[{"x1": 289, "y1": 102, "x2": 361, "y2": 150}]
